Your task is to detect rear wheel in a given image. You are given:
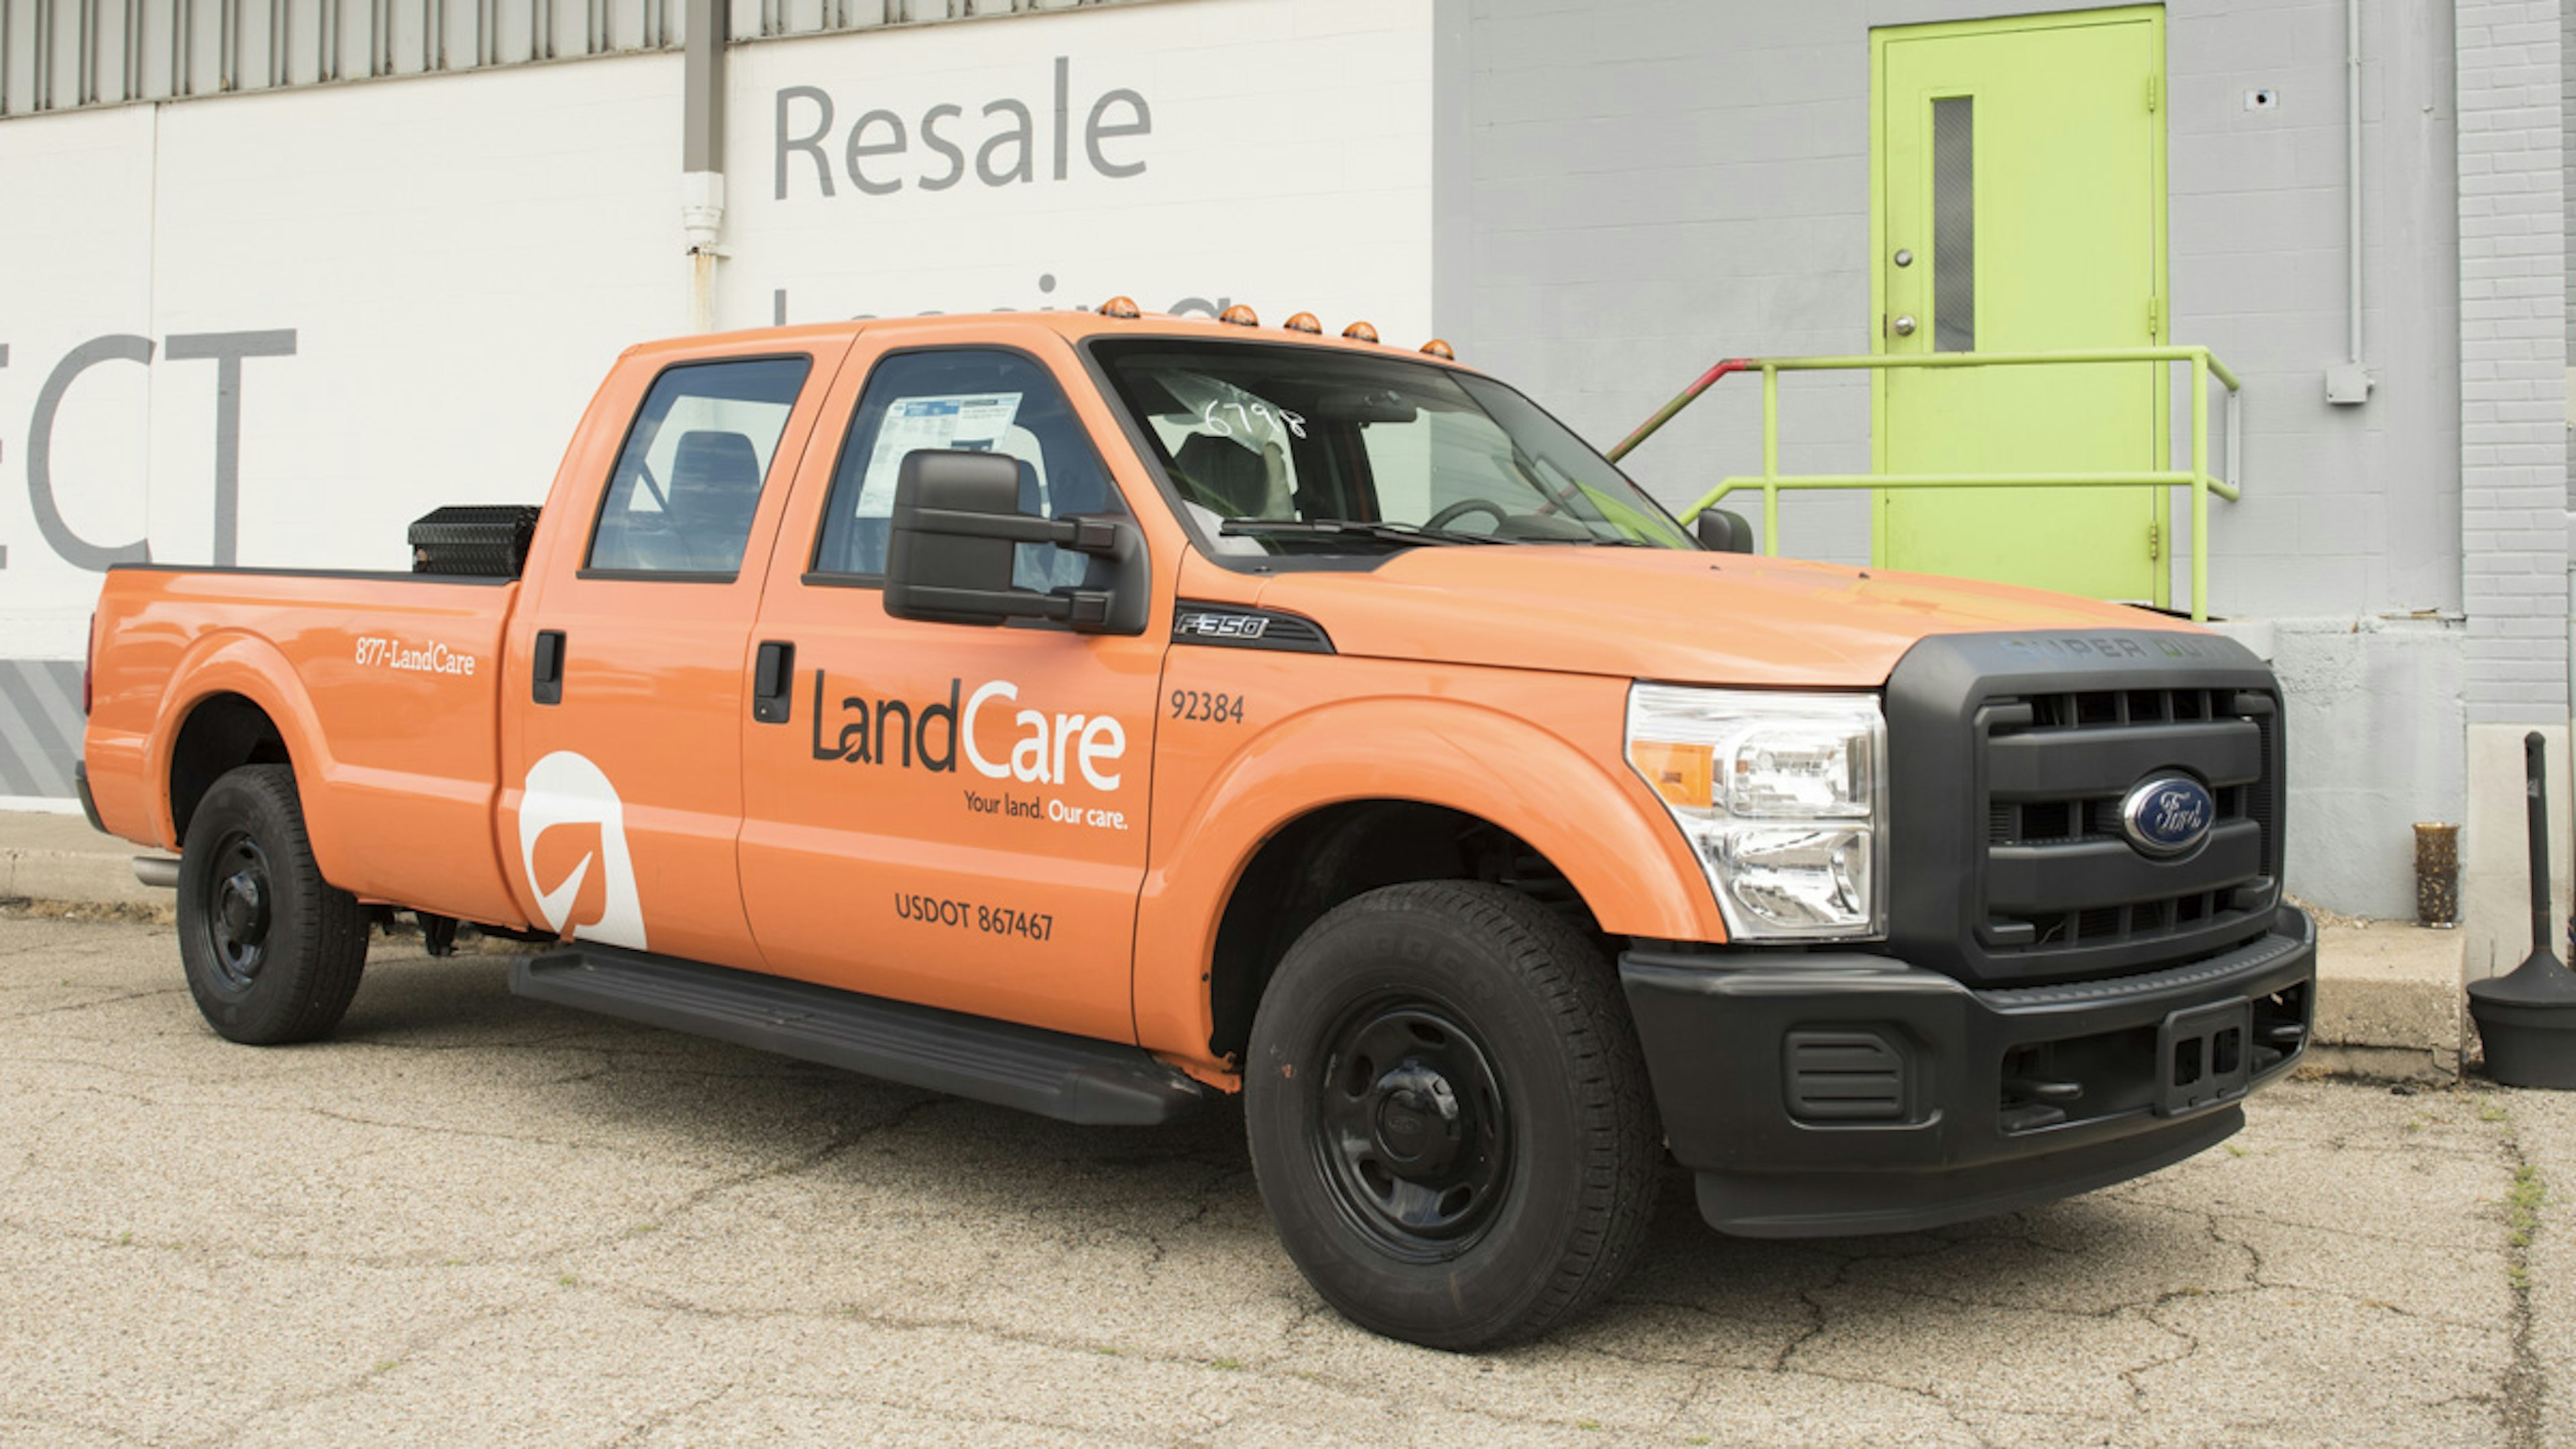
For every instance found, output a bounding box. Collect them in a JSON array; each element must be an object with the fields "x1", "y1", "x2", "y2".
[
  {"x1": 1244, "y1": 881, "x2": 1660, "y2": 1348},
  {"x1": 176, "y1": 765, "x2": 368, "y2": 1044}
]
